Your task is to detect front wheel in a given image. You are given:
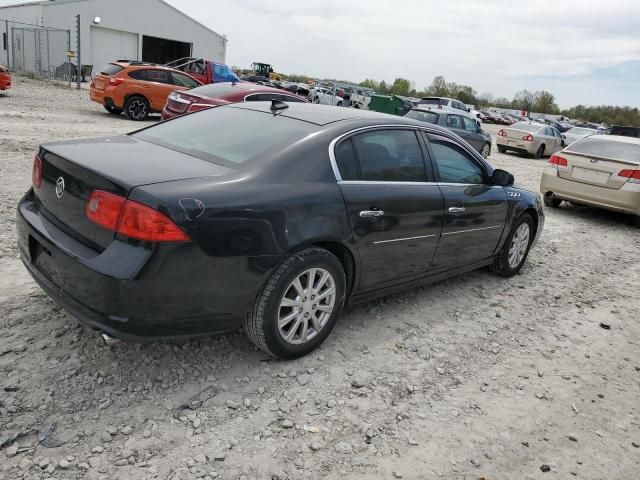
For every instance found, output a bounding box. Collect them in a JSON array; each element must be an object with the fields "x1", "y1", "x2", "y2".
[
  {"x1": 481, "y1": 143, "x2": 491, "y2": 158},
  {"x1": 491, "y1": 214, "x2": 534, "y2": 277},
  {"x1": 124, "y1": 96, "x2": 150, "y2": 121},
  {"x1": 244, "y1": 248, "x2": 346, "y2": 359}
]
